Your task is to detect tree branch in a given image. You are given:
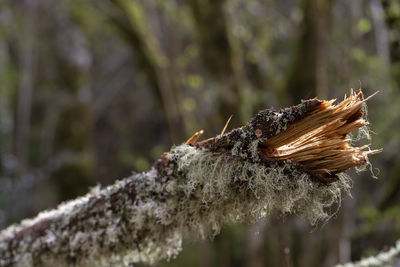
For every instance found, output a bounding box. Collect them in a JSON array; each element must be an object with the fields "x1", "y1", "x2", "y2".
[
  {"x1": 336, "y1": 240, "x2": 400, "y2": 267},
  {"x1": 0, "y1": 90, "x2": 379, "y2": 266}
]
